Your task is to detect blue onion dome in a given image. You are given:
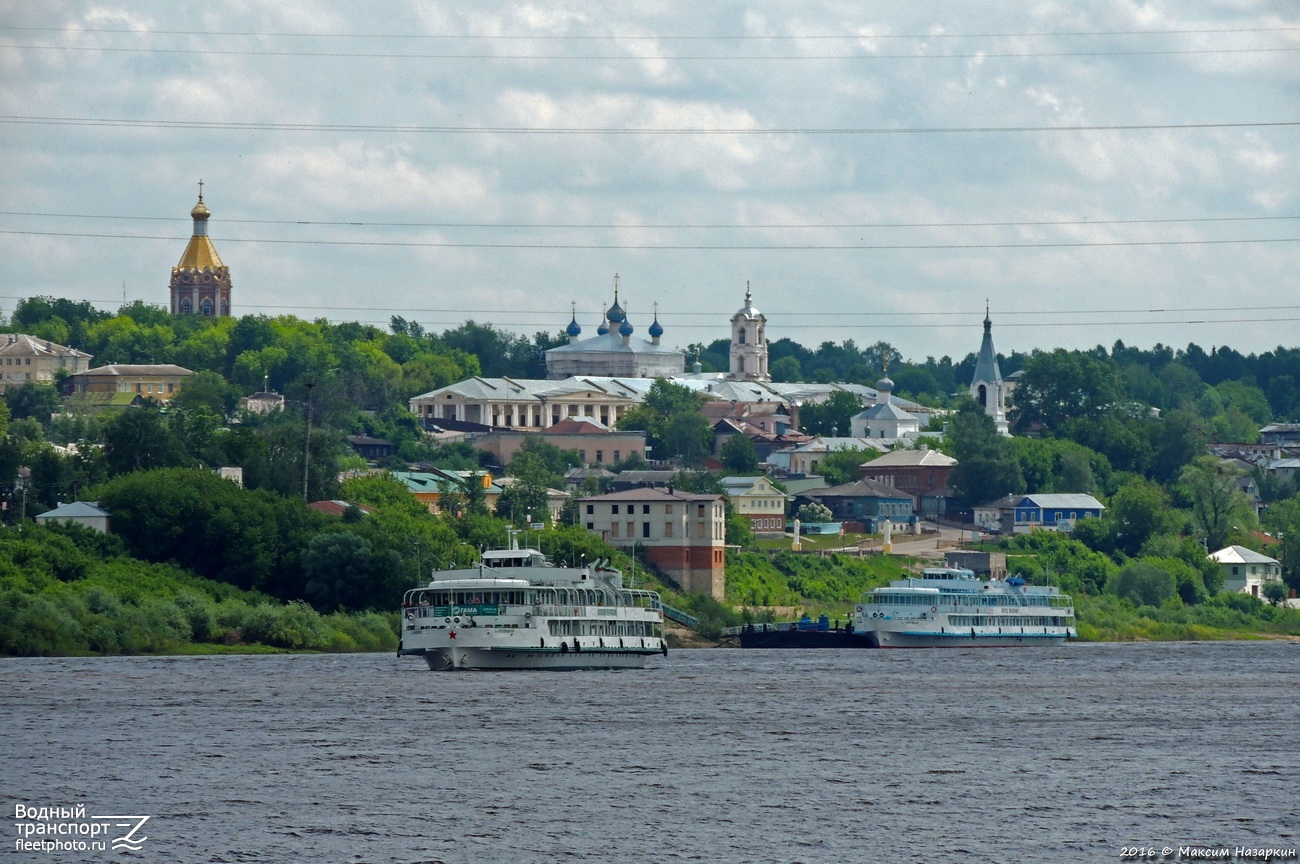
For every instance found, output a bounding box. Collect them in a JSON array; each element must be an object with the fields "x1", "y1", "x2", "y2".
[
  {"x1": 648, "y1": 316, "x2": 663, "y2": 338},
  {"x1": 607, "y1": 288, "x2": 626, "y2": 324},
  {"x1": 619, "y1": 318, "x2": 633, "y2": 336},
  {"x1": 566, "y1": 315, "x2": 582, "y2": 338},
  {"x1": 877, "y1": 375, "x2": 894, "y2": 393},
  {"x1": 597, "y1": 318, "x2": 609, "y2": 335}
]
